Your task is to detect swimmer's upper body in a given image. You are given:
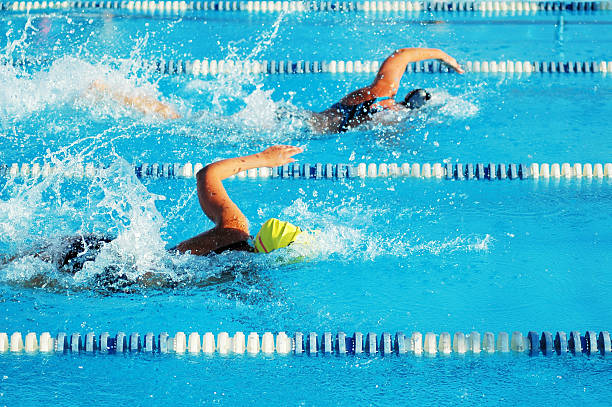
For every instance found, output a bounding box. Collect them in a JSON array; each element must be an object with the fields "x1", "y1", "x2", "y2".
[
  {"x1": 311, "y1": 47, "x2": 464, "y2": 133},
  {"x1": 90, "y1": 47, "x2": 463, "y2": 132},
  {"x1": 172, "y1": 144, "x2": 304, "y2": 255}
]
